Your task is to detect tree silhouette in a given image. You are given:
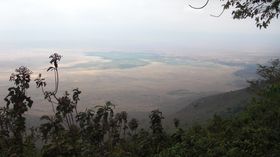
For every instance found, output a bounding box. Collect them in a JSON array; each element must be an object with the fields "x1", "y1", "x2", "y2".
[
  {"x1": 1, "y1": 53, "x2": 280, "y2": 157},
  {"x1": 189, "y1": 0, "x2": 280, "y2": 28},
  {"x1": 149, "y1": 110, "x2": 164, "y2": 134},
  {"x1": 35, "y1": 53, "x2": 83, "y2": 157},
  {"x1": 0, "y1": 66, "x2": 33, "y2": 157},
  {"x1": 173, "y1": 118, "x2": 180, "y2": 129},
  {"x1": 128, "y1": 118, "x2": 139, "y2": 135}
]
